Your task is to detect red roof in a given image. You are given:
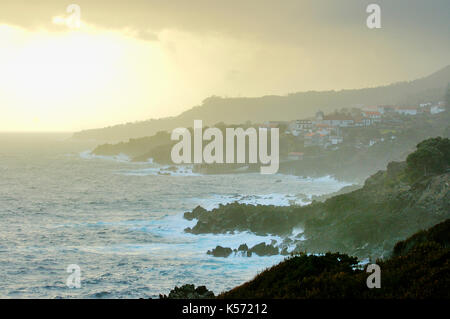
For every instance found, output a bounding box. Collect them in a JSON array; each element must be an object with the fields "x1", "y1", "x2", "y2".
[{"x1": 364, "y1": 111, "x2": 381, "y2": 116}]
